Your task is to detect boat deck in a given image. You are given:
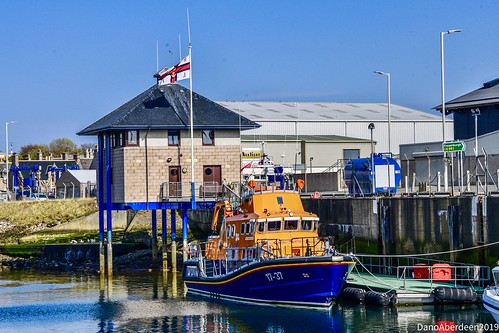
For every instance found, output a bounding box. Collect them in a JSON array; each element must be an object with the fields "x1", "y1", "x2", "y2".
[{"x1": 345, "y1": 271, "x2": 484, "y2": 305}]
